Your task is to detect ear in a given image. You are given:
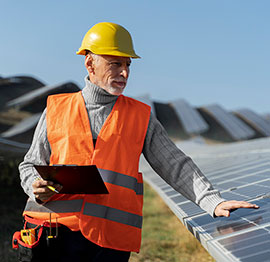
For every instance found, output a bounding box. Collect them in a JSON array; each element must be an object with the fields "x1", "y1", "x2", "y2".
[{"x1": 85, "y1": 54, "x2": 94, "y2": 74}]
